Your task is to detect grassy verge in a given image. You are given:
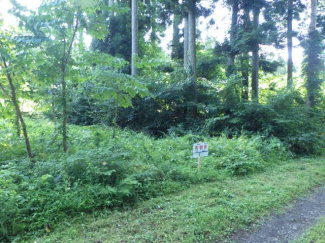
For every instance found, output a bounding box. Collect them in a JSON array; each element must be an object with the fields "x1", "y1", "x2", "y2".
[
  {"x1": 295, "y1": 217, "x2": 325, "y2": 243},
  {"x1": 26, "y1": 157, "x2": 325, "y2": 243}
]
